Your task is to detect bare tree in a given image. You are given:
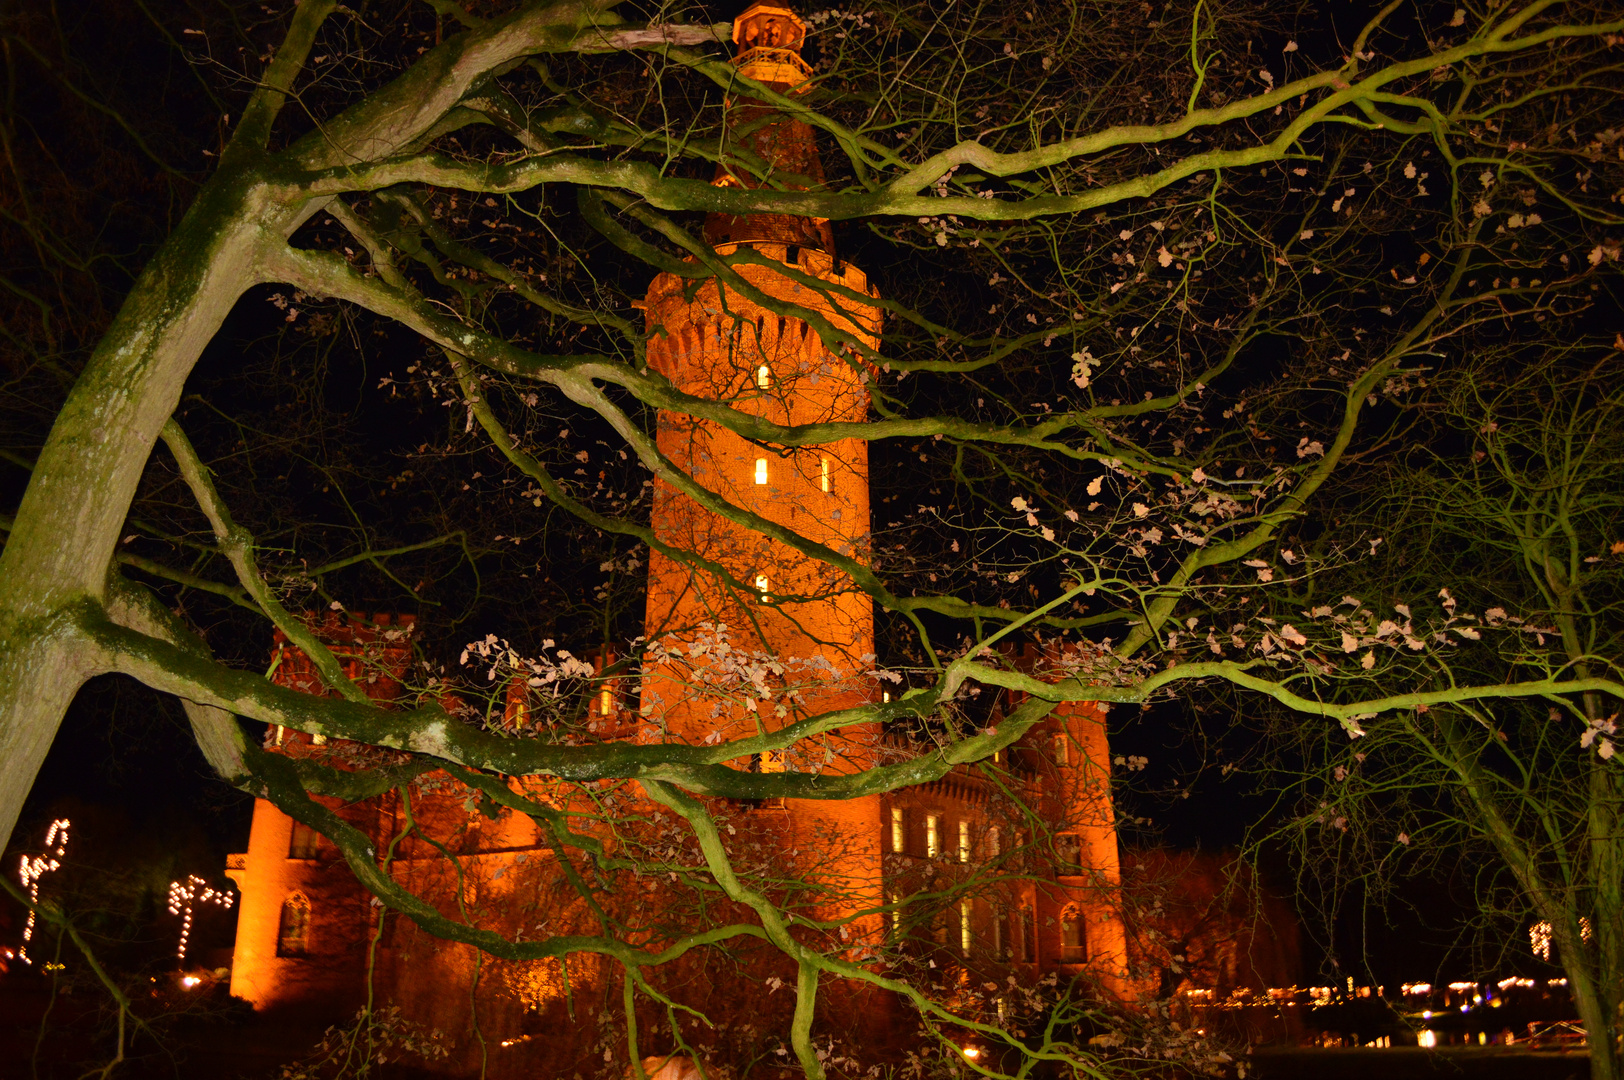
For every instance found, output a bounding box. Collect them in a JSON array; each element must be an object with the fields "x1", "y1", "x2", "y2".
[{"x1": 2, "y1": 0, "x2": 1623, "y2": 1076}]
